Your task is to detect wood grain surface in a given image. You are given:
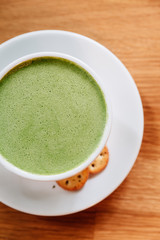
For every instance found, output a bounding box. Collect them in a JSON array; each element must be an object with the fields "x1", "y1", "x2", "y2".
[{"x1": 0, "y1": 0, "x2": 160, "y2": 239}]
